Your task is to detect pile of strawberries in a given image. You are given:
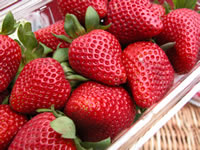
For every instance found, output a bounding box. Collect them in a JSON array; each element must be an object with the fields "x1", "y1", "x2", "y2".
[{"x1": 0, "y1": 0, "x2": 200, "y2": 149}]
